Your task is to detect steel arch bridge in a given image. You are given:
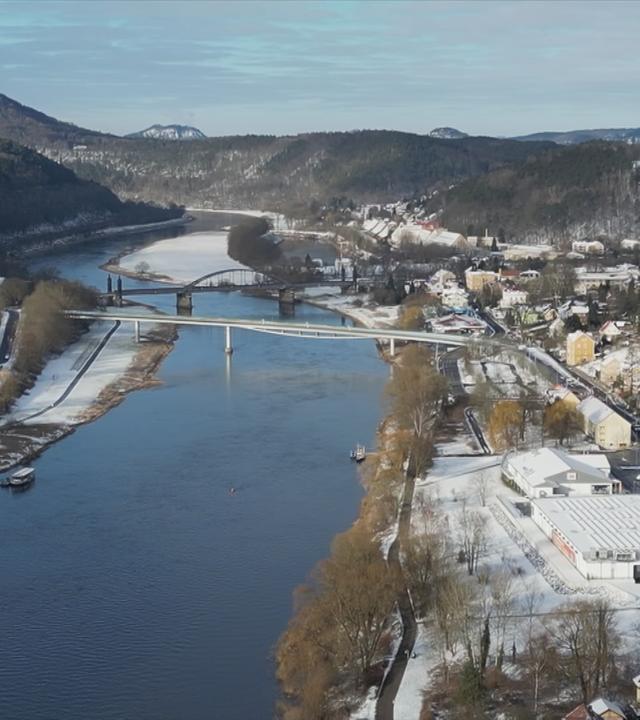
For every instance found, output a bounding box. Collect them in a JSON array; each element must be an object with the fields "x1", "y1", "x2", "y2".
[
  {"x1": 182, "y1": 268, "x2": 286, "y2": 291},
  {"x1": 110, "y1": 268, "x2": 352, "y2": 298}
]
